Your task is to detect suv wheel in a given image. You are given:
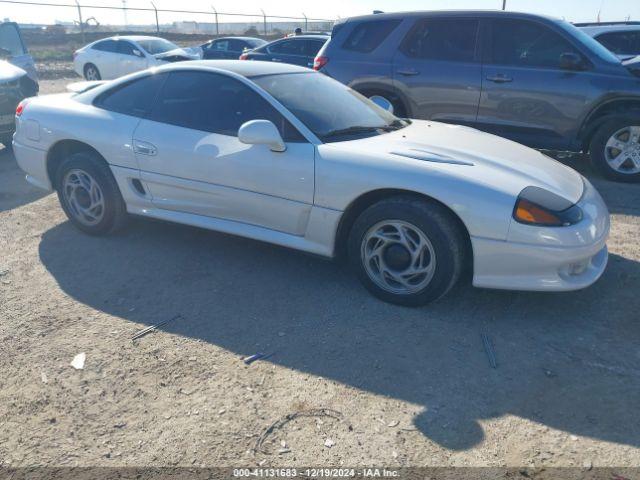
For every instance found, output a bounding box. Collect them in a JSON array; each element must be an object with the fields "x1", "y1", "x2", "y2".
[
  {"x1": 55, "y1": 151, "x2": 128, "y2": 235},
  {"x1": 84, "y1": 63, "x2": 101, "y2": 81},
  {"x1": 348, "y1": 196, "x2": 466, "y2": 307},
  {"x1": 590, "y1": 118, "x2": 640, "y2": 182}
]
